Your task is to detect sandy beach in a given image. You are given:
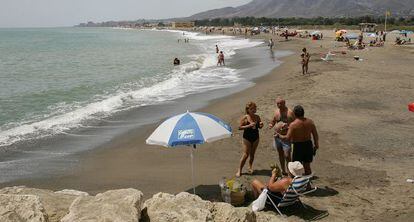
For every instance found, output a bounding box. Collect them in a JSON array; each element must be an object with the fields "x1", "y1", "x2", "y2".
[{"x1": 2, "y1": 29, "x2": 414, "y2": 221}]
